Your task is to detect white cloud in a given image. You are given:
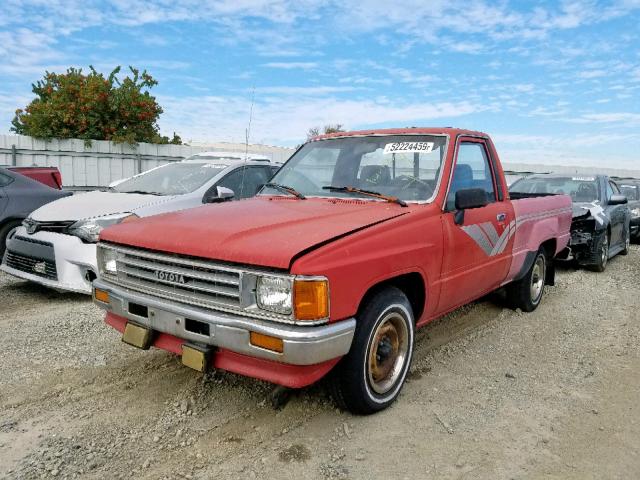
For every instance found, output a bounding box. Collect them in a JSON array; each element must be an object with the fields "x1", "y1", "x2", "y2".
[
  {"x1": 578, "y1": 69, "x2": 608, "y2": 79},
  {"x1": 261, "y1": 62, "x2": 318, "y2": 70},
  {"x1": 254, "y1": 86, "x2": 360, "y2": 95},
  {"x1": 158, "y1": 94, "x2": 485, "y2": 145}
]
